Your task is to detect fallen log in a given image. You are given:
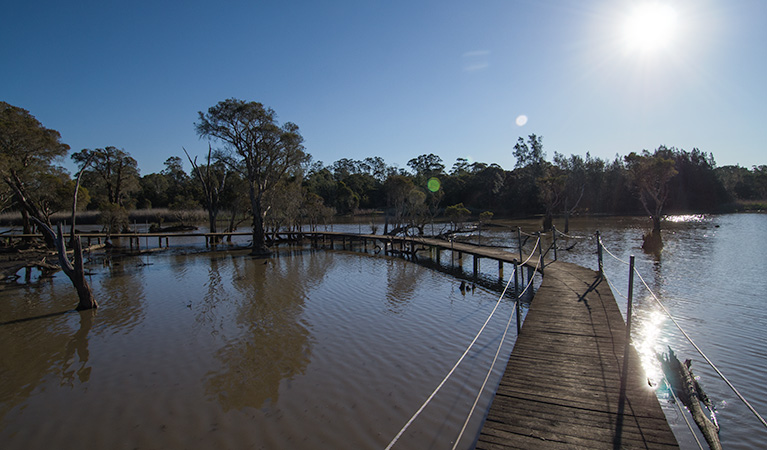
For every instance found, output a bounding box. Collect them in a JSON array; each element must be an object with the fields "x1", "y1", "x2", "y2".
[{"x1": 659, "y1": 347, "x2": 721, "y2": 450}]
